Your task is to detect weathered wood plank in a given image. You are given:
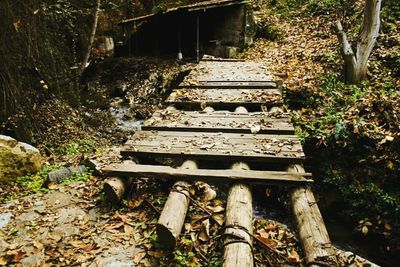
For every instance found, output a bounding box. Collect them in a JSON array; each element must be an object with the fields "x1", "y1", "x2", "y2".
[
  {"x1": 166, "y1": 89, "x2": 283, "y2": 109},
  {"x1": 103, "y1": 163, "x2": 313, "y2": 185},
  {"x1": 179, "y1": 81, "x2": 279, "y2": 89},
  {"x1": 142, "y1": 110, "x2": 294, "y2": 134},
  {"x1": 121, "y1": 131, "x2": 304, "y2": 163},
  {"x1": 181, "y1": 61, "x2": 275, "y2": 87}
]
